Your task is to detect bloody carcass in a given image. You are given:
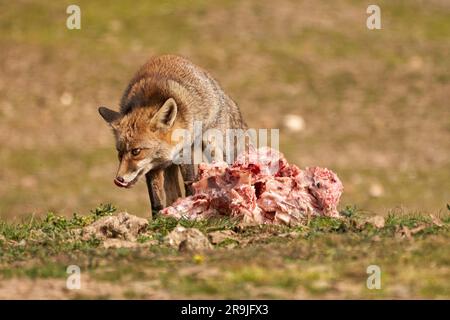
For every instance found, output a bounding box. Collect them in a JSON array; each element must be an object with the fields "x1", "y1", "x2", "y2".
[{"x1": 160, "y1": 147, "x2": 343, "y2": 226}]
